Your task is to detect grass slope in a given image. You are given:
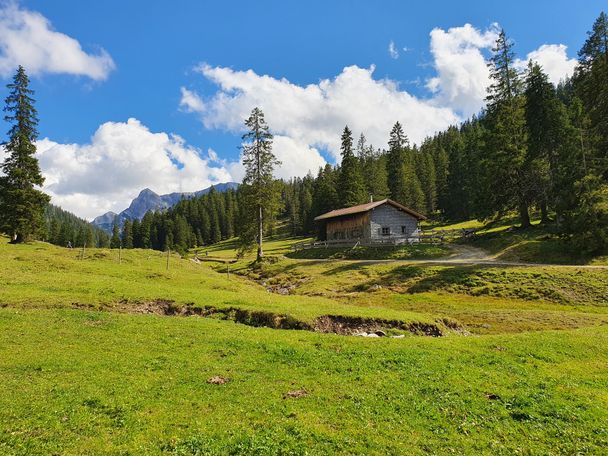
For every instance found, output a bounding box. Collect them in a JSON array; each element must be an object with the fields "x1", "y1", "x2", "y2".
[
  {"x1": 1, "y1": 309, "x2": 607, "y2": 454},
  {"x1": 2, "y1": 236, "x2": 608, "y2": 453}
]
